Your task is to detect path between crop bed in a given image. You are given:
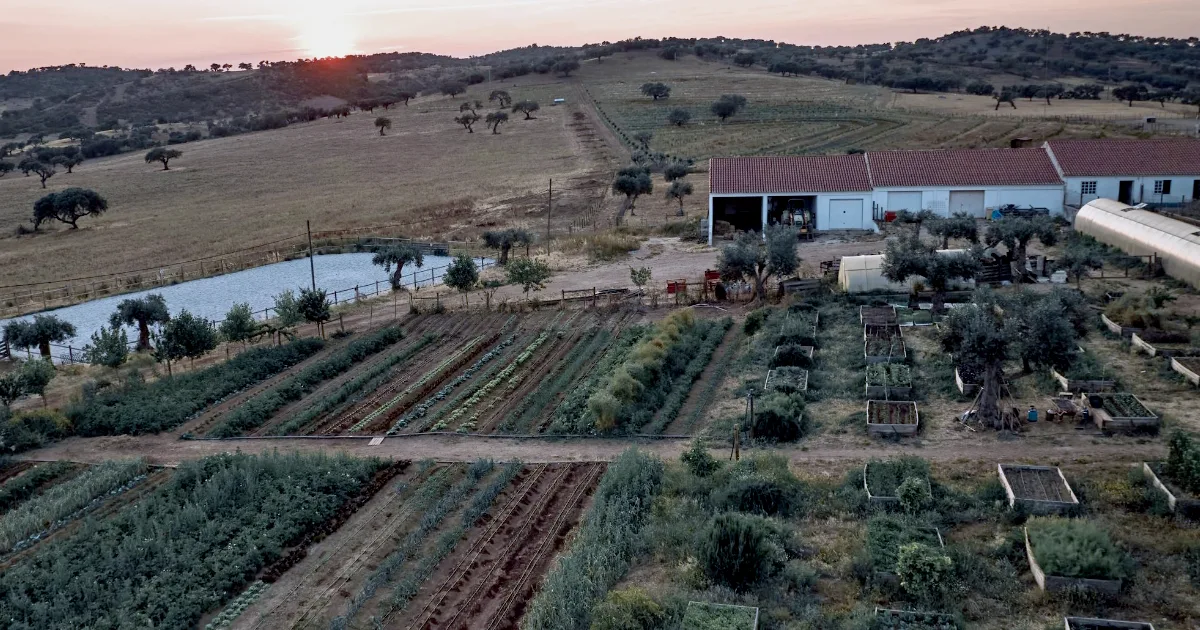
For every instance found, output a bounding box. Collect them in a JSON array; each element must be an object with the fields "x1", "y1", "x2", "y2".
[{"x1": 21, "y1": 432, "x2": 1168, "y2": 468}]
